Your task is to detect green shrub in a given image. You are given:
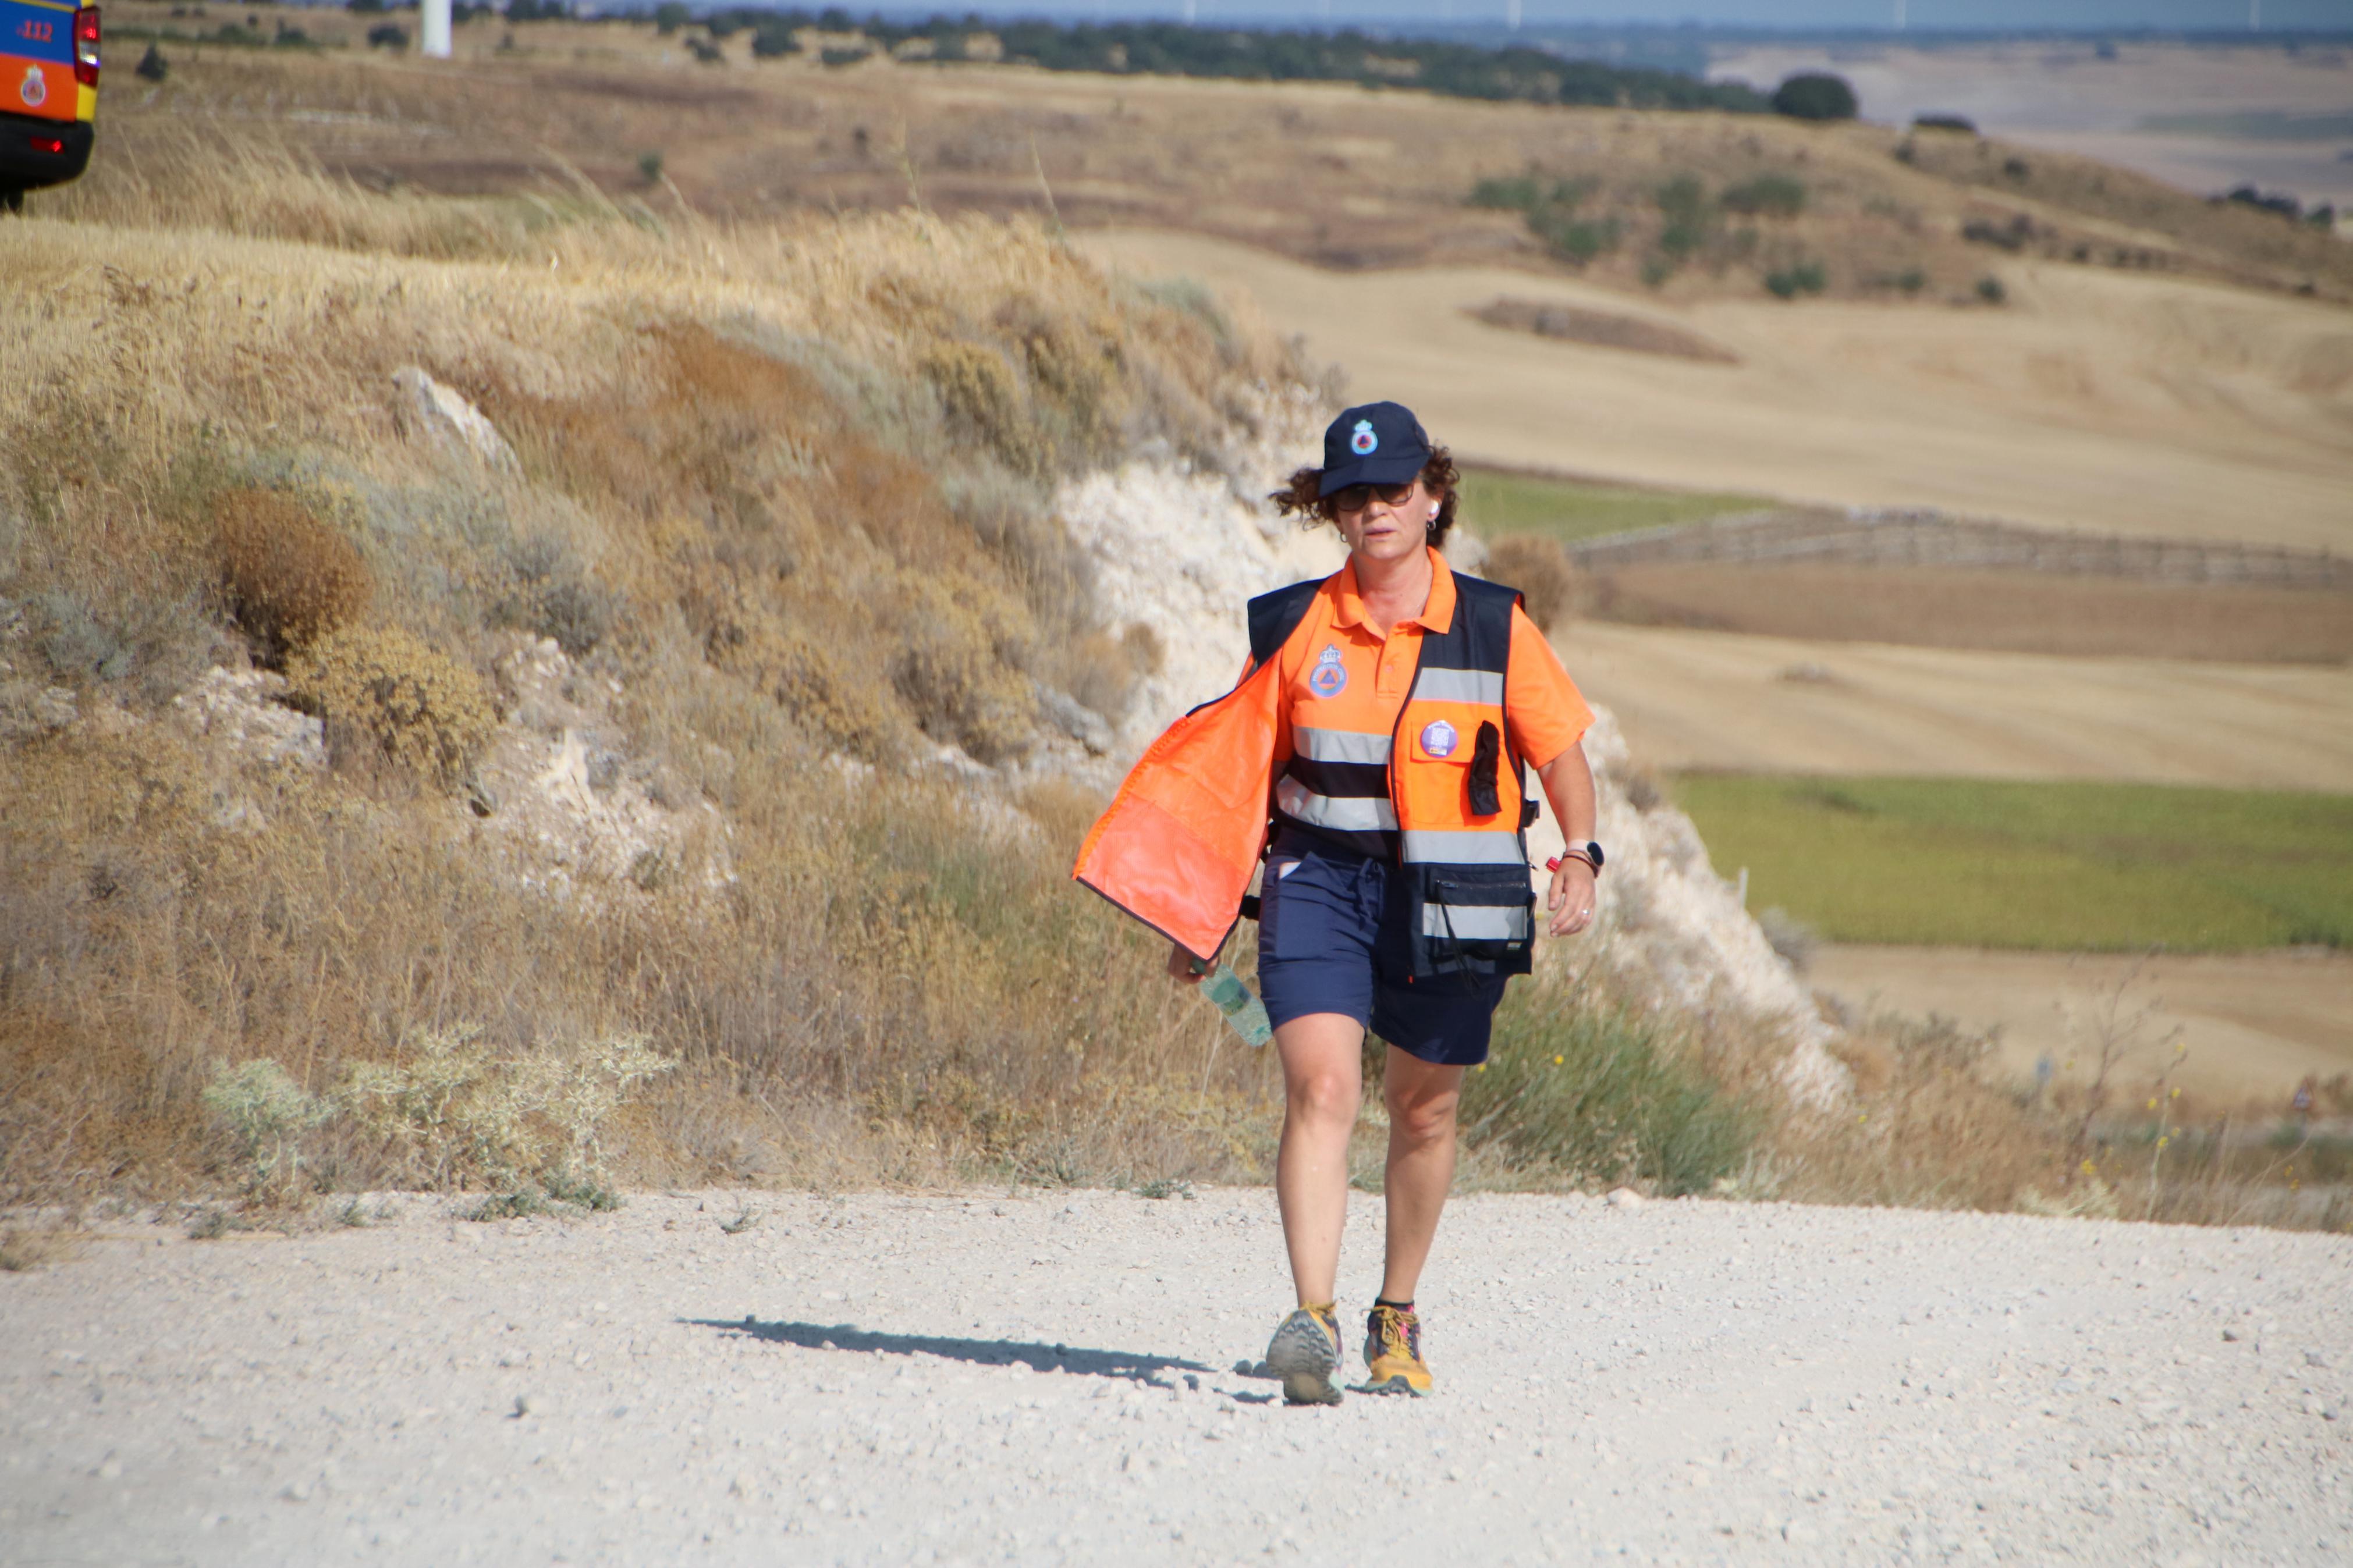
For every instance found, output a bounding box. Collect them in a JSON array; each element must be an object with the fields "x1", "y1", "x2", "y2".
[
  {"x1": 1470, "y1": 173, "x2": 1544, "y2": 211},
  {"x1": 1772, "y1": 72, "x2": 1858, "y2": 122},
  {"x1": 1975, "y1": 273, "x2": 2008, "y2": 304},
  {"x1": 637, "y1": 150, "x2": 665, "y2": 185},
  {"x1": 1763, "y1": 261, "x2": 1827, "y2": 298},
  {"x1": 201, "y1": 1058, "x2": 329, "y2": 1199},
  {"x1": 1459, "y1": 987, "x2": 1753, "y2": 1195},
  {"x1": 1654, "y1": 173, "x2": 1712, "y2": 257},
  {"x1": 1719, "y1": 173, "x2": 1806, "y2": 218},
  {"x1": 342, "y1": 1025, "x2": 673, "y2": 1191},
  {"x1": 1529, "y1": 211, "x2": 1619, "y2": 264}
]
